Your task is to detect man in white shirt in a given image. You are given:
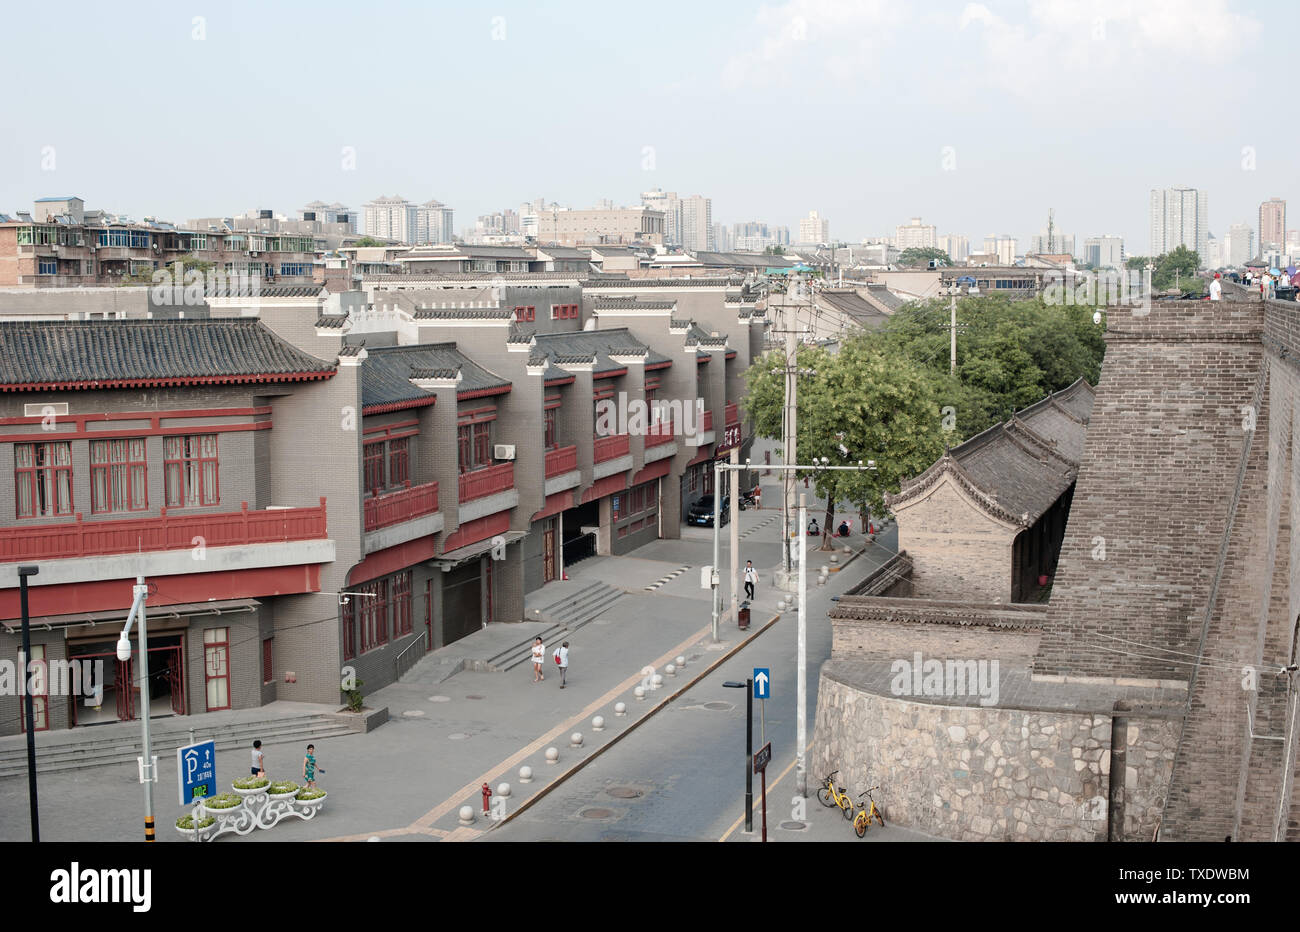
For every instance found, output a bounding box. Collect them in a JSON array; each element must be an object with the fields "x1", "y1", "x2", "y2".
[
  {"x1": 743, "y1": 560, "x2": 757, "y2": 600},
  {"x1": 1209, "y1": 273, "x2": 1222, "y2": 301},
  {"x1": 557, "y1": 641, "x2": 569, "y2": 688}
]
